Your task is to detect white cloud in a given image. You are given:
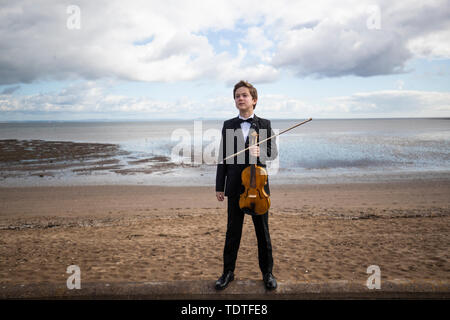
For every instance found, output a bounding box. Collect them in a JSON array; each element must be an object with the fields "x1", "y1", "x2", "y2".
[
  {"x1": 0, "y1": 0, "x2": 449, "y2": 86},
  {"x1": 0, "y1": 81, "x2": 236, "y2": 119},
  {"x1": 3, "y1": 81, "x2": 448, "y2": 120},
  {"x1": 408, "y1": 29, "x2": 450, "y2": 59},
  {"x1": 270, "y1": 0, "x2": 450, "y2": 77},
  {"x1": 326, "y1": 90, "x2": 450, "y2": 117},
  {"x1": 243, "y1": 26, "x2": 274, "y2": 61},
  {"x1": 257, "y1": 94, "x2": 314, "y2": 118},
  {"x1": 0, "y1": 0, "x2": 272, "y2": 85}
]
